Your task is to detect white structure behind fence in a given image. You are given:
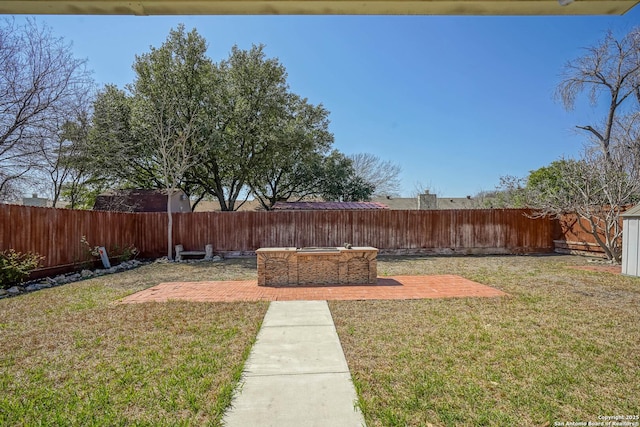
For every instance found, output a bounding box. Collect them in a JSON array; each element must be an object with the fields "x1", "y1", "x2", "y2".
[{"x1": 622, "y1": 204, "x2": 640, "y2": 277}]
